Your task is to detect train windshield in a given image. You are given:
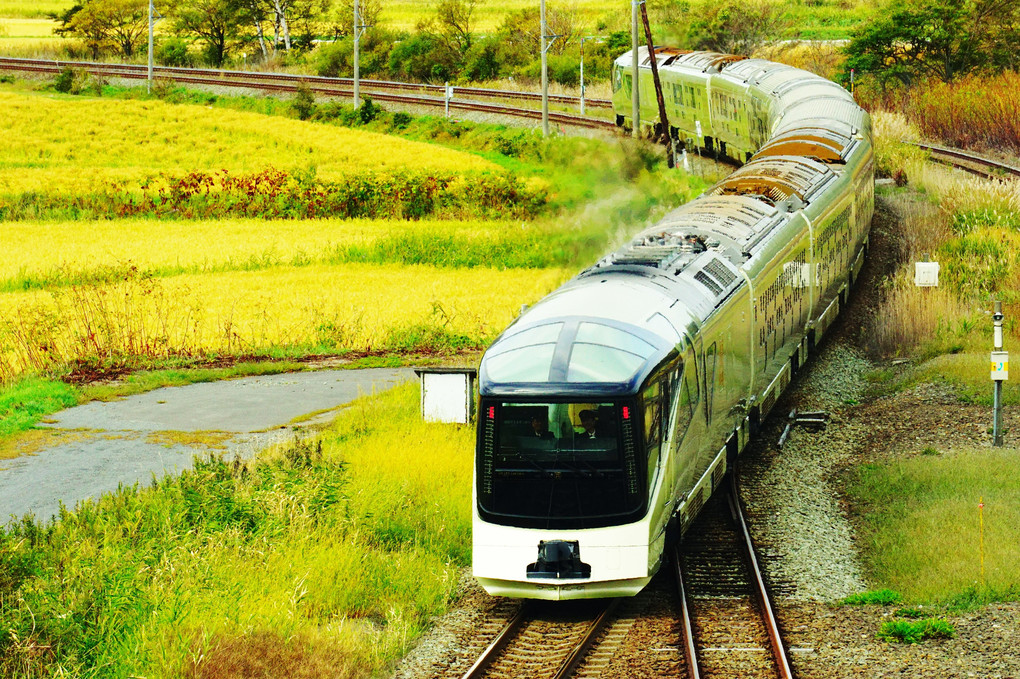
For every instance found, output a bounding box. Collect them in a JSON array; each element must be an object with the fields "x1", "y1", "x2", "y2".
[{"x1": 477, "y1": 400, "x2": 644, "y2": 530}]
